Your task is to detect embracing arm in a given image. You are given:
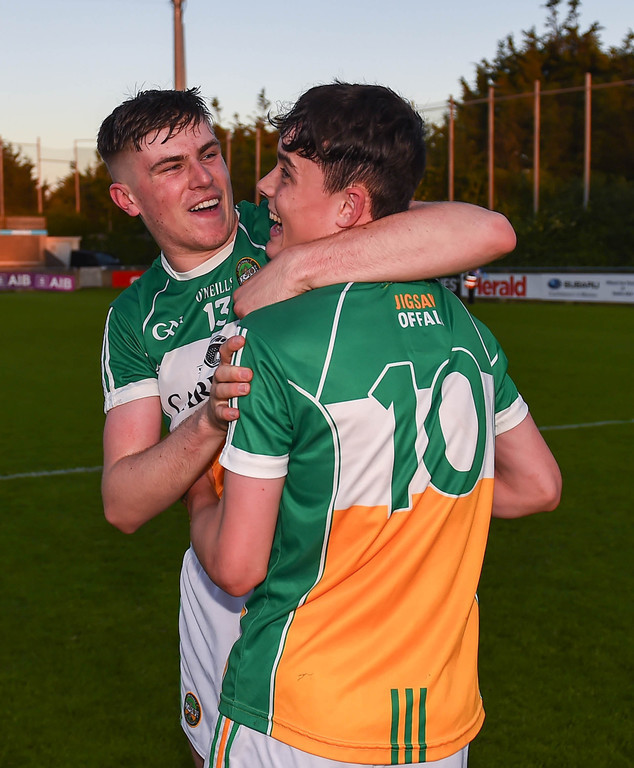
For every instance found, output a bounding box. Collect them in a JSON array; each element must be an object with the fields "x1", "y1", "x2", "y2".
[
  {"x1": 102, "y1": 396, "x2": 229, "y2": 534},
  {"x1": 492, "y1": 413, "x2": 562, "y2": 519},
  {"x1": 188, "y1": 470, "x2": 284, "y2": 596},
  {"x1": 233, "y1": 201, "x2": 515, "y2": 316}
]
